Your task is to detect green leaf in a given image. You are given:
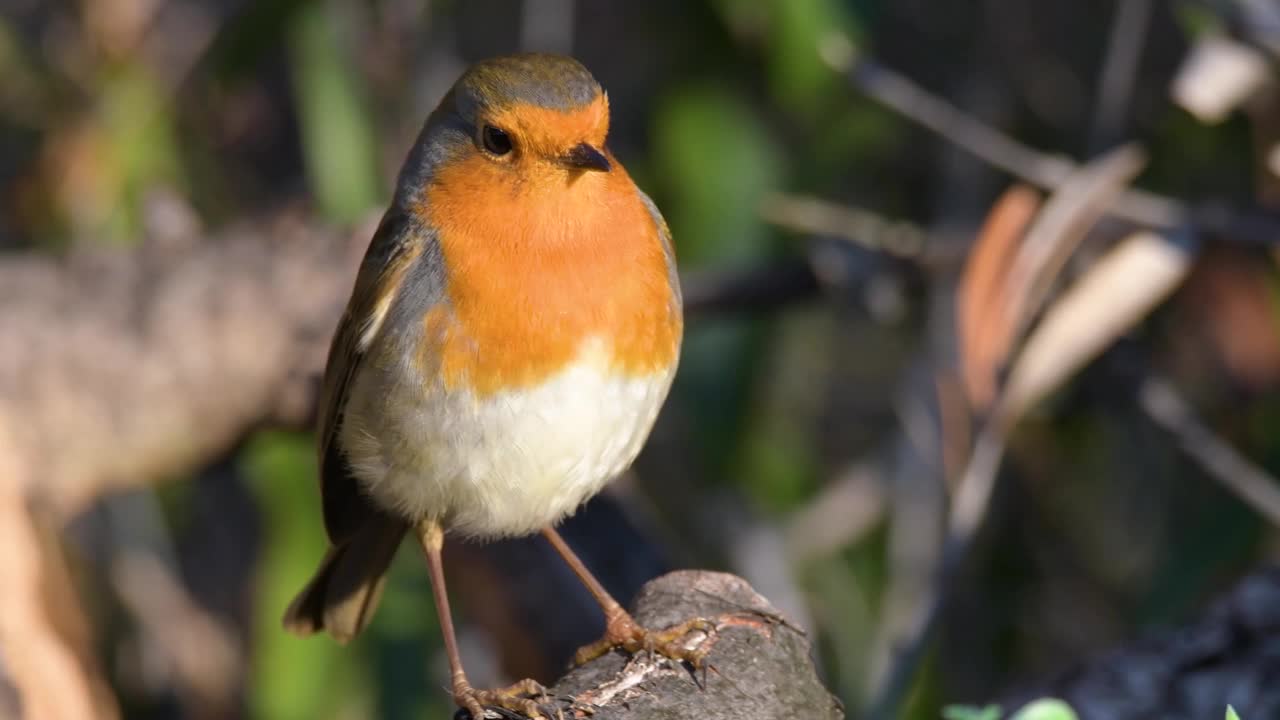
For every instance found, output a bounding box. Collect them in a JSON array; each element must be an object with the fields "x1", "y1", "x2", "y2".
[
  {"x1": 942, "y1": 704, "x2": 1002, "y2": 720},
  {"x1": 1010, "y1": 698, "x2": 1080, "y2": 720},
  {"x1": 1227, "y1": 705, "x2": 1242, "y2": 720},
  {"x1": 765, "y1": 0, "x2": 852, "y2": 115},
  {"x1": 651, "y1": 84, "x2": 784, "y2": 473},
  {"x1": 243, "y1": 431, "x2": 370, "y2": 720},
  {"x1": 287, "y1": 0, "x2": 382, "y2": 223},
  {"x1": 651, "y1": 84, "x2": 783, "y2": 266}
]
